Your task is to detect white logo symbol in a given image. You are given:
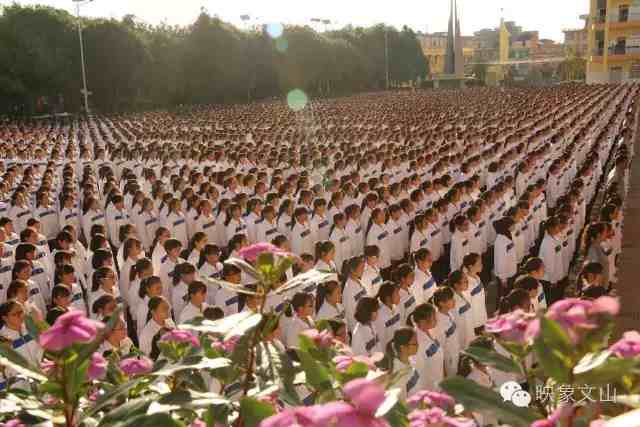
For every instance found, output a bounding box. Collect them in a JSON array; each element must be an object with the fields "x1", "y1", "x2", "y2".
[{"x1": 499, "y1": 381, "x2": 531, "y2": 407}]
